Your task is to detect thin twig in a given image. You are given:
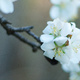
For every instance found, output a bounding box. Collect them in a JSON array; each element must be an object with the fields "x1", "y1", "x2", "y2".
[
  {"x1": 0, "y1": 15, "x2": 41, "y2": 52},
  {"x1": 26, "y1": 31, "x2": 41, "y2": 43},
  {"x1": 0, "y1": 15, "x2": 58, "y2": 65},
  {"x1": 13, "y1": 32, "x2": 40, "y2": 52}
]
